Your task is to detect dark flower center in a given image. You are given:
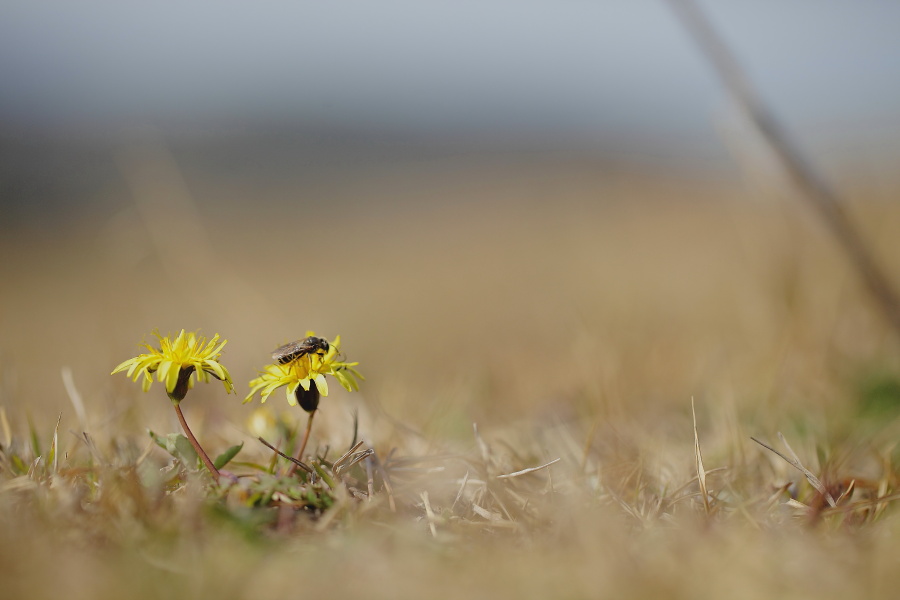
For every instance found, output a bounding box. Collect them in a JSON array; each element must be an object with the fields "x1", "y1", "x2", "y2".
[
  {"x1": 168, "y1": 365, "x2": 196, "y2": 403},
  {"x1": 294, "y1": 385, "x2": 320, "y2": 413}
]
